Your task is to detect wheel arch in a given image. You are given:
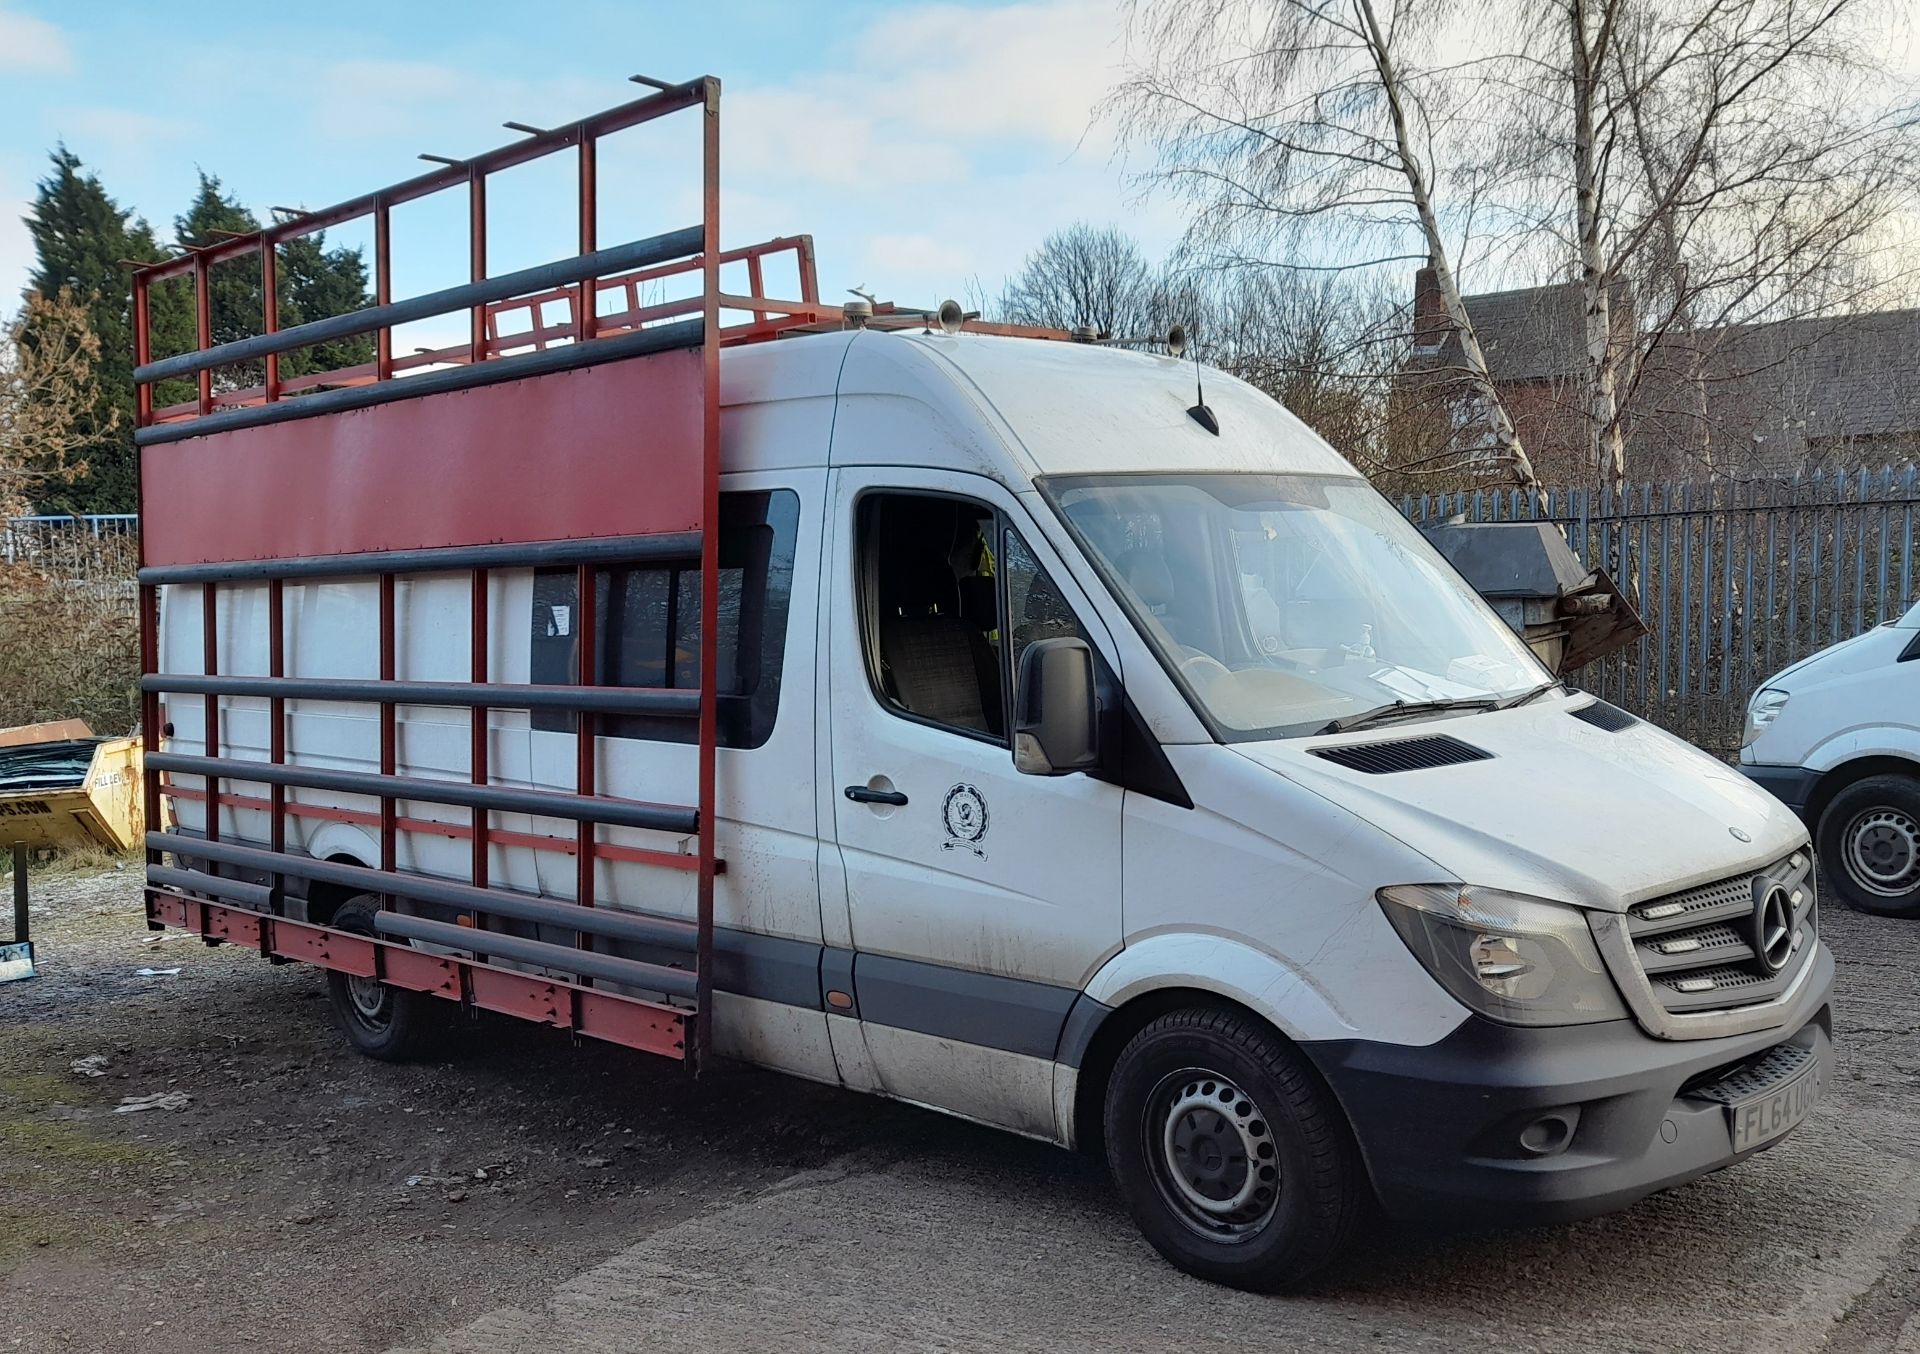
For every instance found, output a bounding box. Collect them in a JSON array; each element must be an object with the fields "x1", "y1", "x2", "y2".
[
  {"x1": 1807, "y1": 754, "x2": 1920, "y2": 833},
  {"x1": 1068, "y1": 986, "x2": 1358, "y2": 1162}
]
